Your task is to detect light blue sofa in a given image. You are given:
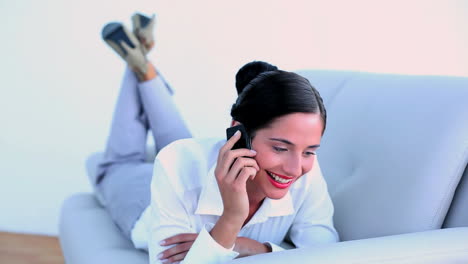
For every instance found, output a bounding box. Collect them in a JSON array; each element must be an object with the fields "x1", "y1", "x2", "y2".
[{"x1": 59, "y1": 70, "x2": 468, "y2": 263}]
